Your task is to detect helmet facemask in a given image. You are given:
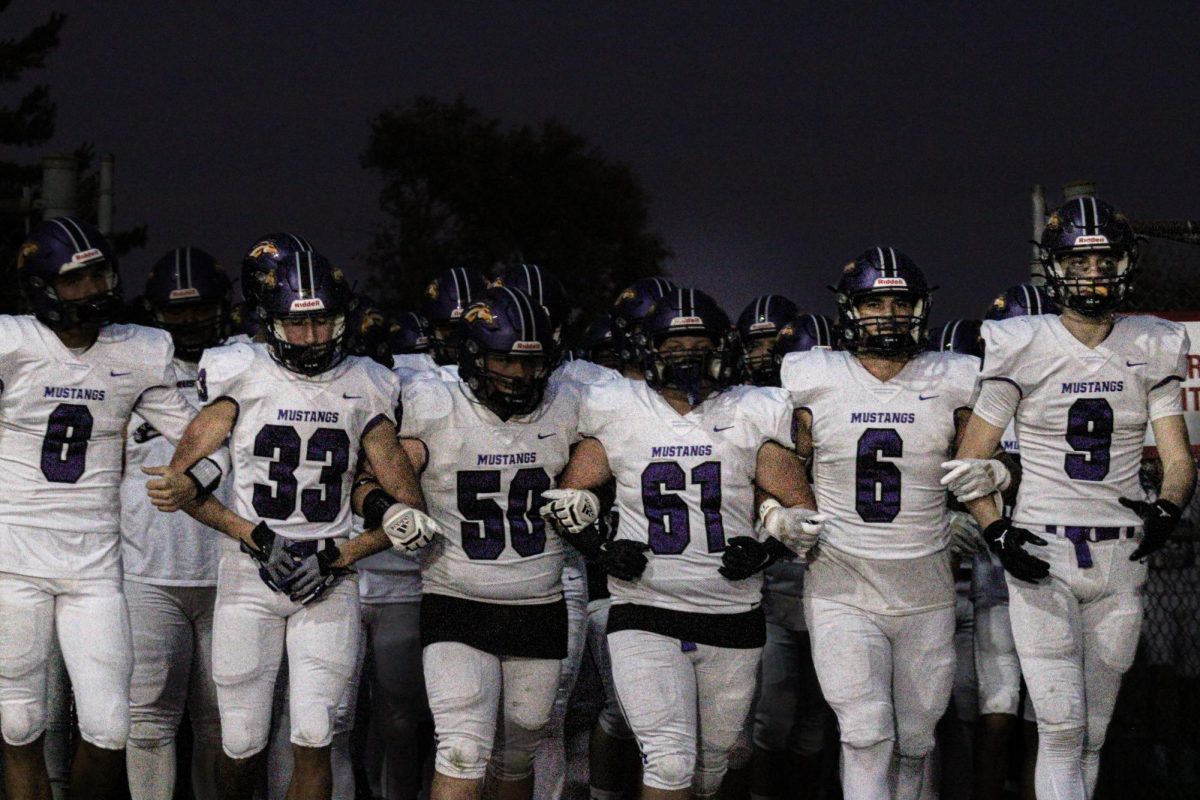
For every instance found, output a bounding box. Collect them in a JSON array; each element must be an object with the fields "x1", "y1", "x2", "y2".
[
  {"x1": 153, "y1": 301, "x2": 226, "y2": 362},
  {"x1": 35, "y1": 262, "x2": 122, "y2": 330},
  {"x1": 839, "y1": 290, "x2": 929, "y2": 357},
  {"x1": 645, "y1": 334, "x2": 729, "y2": 405},
  {"x1": 741, "y1": 334, "x2": 779, "y2": 387},
  {"x1": 462, "y1": 340, "x2": 550, "y2": 418},
  {"x1": 1042, "y1": 246, "x2": 1137, "y2": 317},
  {"x1": 267, "y1": 311, "x2": 348, "y2": 376}
]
